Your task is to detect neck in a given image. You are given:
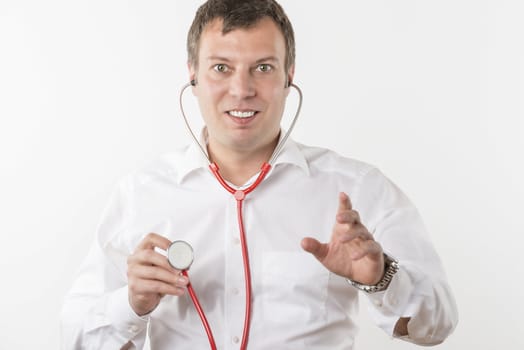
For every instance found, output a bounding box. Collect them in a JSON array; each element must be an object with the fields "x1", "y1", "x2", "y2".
[{"x1": 208, "y1": 140, "x2": 277, "y2": 187}]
